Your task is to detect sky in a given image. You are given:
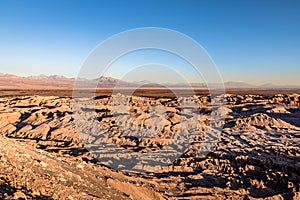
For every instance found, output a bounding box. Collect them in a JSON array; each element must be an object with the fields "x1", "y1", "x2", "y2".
[{"x1": 0, "y1": 0, "x2": 300, "y2": 85}]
